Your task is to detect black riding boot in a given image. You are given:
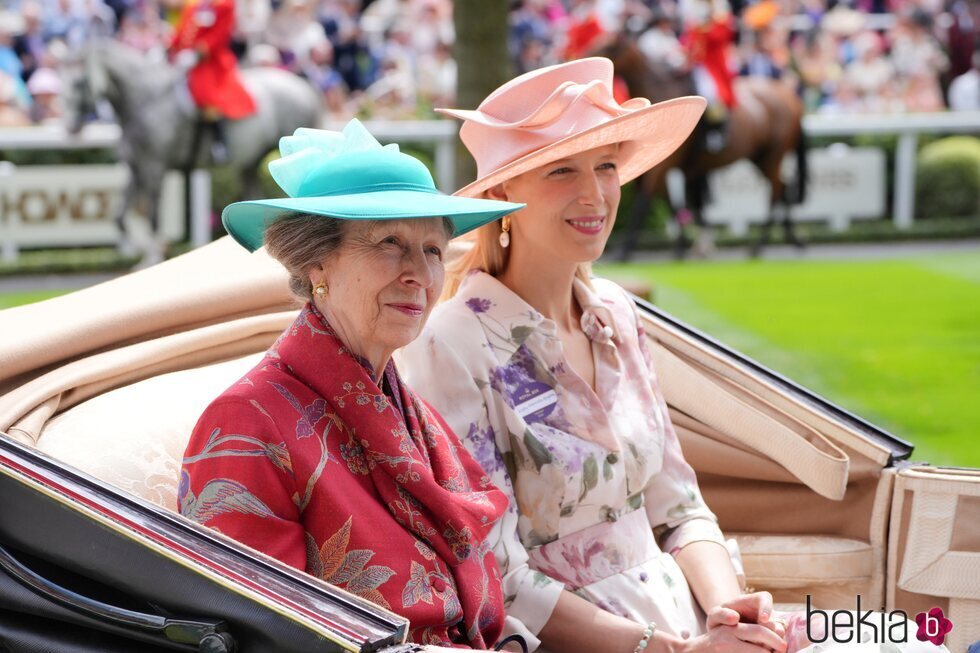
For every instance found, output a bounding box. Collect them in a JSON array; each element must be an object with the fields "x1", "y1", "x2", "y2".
[
  {"x1": 704, "y1": 103, "x2": 729, "y2": 152},
  {"x1": 209, "y1": 119, "x2": 229, "y2": 165}
]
